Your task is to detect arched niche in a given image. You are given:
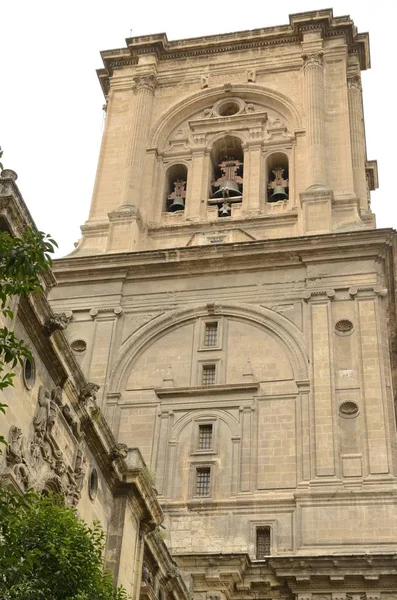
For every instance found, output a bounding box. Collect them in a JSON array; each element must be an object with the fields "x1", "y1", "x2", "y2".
[
  {"x1": 109, "y1": 303, "x2": 308, "y2": 392},
  {"x1": 266, "y1": 151, "x2": 290, "y2": 203},
  {"x1": 164, "y1": 163, "x2": 188, "y2": 213}
]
